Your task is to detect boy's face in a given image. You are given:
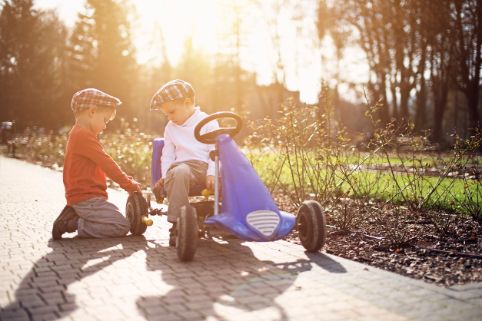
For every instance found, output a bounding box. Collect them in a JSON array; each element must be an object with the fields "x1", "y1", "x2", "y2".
[
  {"x1": 159, "y1": 98, "x2": 195, "y2": 125},
  {"x1": 88, "y1": 107, "x2": 116, "y2": 134}
]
